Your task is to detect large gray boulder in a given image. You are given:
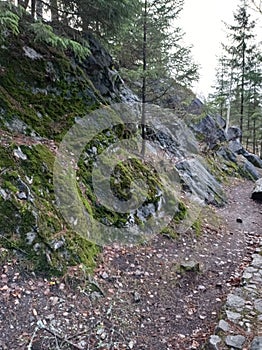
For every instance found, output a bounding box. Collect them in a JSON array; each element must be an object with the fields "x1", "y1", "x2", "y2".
[
  {"x1": 243, "y1": 152, "x2": 262, "y2": 168},
  {"x1": 192, "y1": 114, "x2": 227, "y2": 149},
  {"x1": 227, "y1": 126, "x2": 242, "y2": 141},
  {"x1": 241, "y1": 159, "x2": 261, "y2": 180},
  {"x1": 251, "y1": 178, "x2": 262, "y2": 200},
  {"x1": 176, "y1": 158, "x2": 226, "y2": 206},
  {"x1": 228, "y1": 140, "x2": 262, "y2": 170},
  {"x1": 228, "y1": 140, "x2": 243, "y2": 154},
  {"x1": 250, "y1": 337, "x2": 262, "y2": 350}
]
